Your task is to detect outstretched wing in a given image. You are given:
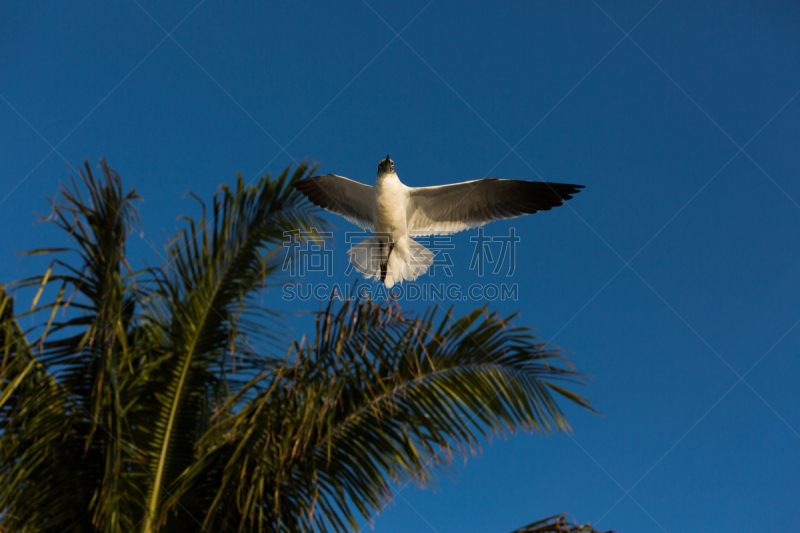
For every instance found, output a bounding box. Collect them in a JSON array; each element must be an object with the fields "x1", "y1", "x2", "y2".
[
  {"x1": 407, "y1": 178, "x2": 583, "y2": 236},
  {"x1": 293, "y1": 174, "x2": 375, "y2": 231}
]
